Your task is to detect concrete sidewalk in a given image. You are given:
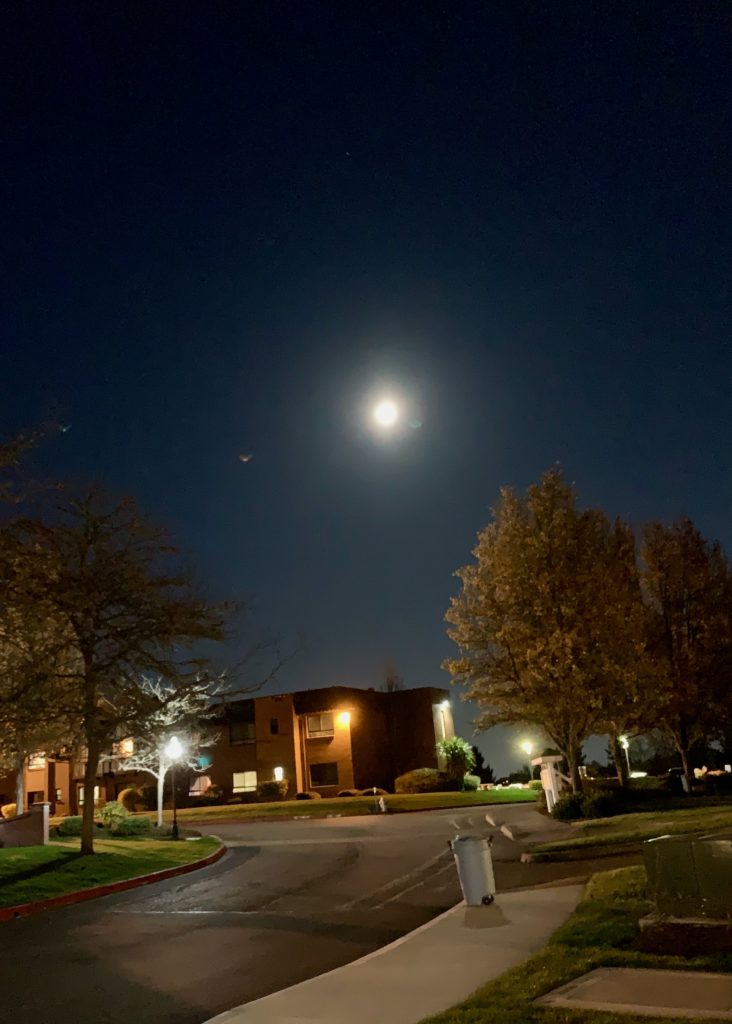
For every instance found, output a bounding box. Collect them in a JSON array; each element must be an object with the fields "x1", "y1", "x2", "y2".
[{"x1": 205, "y1": 883, "x2": 583, "y2": 1024}]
